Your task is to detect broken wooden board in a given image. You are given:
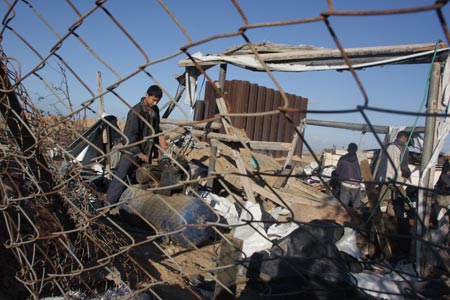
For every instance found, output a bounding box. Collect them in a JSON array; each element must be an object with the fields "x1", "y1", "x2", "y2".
[
  {"x1": 251, "y1": 183, "x2": 350, "y2": 224},
  {"x1": 178, "y1": 139, "x2": 350, "y2": 224},
  {"x1": 272, "y1": 164, "x2": 293, "y2": 189},
  {"x1": 233, "y1": 149, "x2": 256, "y2": 202}
]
